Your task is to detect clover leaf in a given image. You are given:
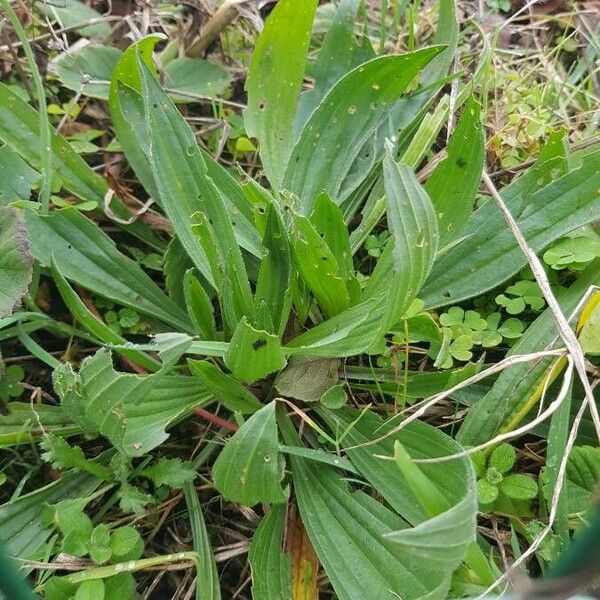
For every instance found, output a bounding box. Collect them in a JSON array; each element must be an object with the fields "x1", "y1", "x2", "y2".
[{"x1": 495, "y1": 280, "x2": 545, "y2": 314}]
